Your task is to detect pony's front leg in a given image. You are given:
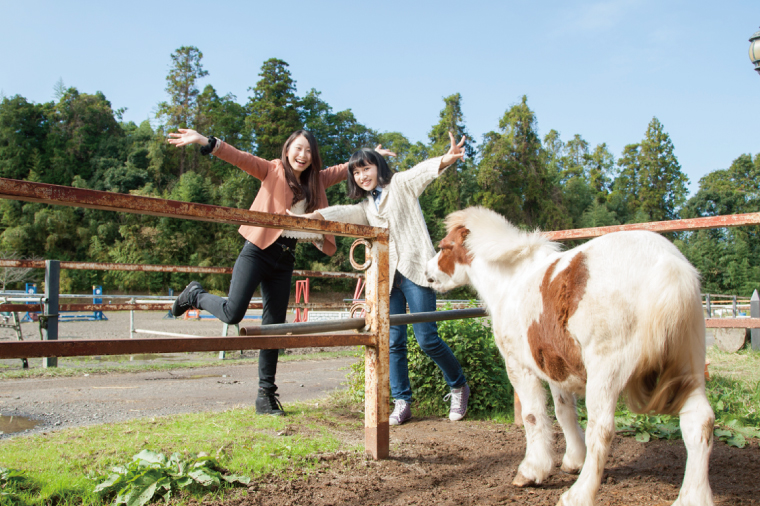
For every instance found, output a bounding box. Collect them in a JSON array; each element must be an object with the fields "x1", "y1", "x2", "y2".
[
  {"x1": 506, "y1": 358, "x2": 554, "y2": 487},
  {"x1": 550, "y1": 384, "x2": 585, "y2": 474},
  {"x1": 558, "y1": 374, "x2": 617, "y2": 506}
]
